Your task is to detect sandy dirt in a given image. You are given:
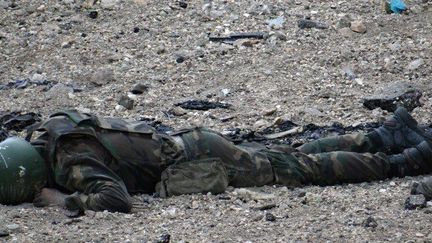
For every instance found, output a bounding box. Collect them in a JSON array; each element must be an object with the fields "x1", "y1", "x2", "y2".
[{"x1": 0, "y1": 0, "x2": 432, "y2": 242}]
